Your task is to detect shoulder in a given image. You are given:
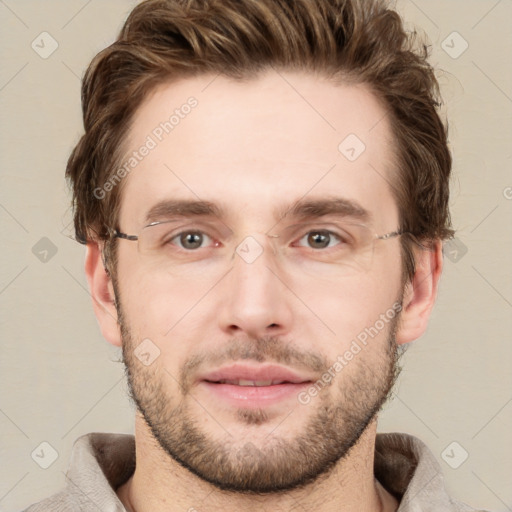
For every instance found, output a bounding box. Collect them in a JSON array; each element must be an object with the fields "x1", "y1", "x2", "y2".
[
  {"x1": 22, "y1": 491, "x2": 75, "y2": 512},
  {"x1": 375, "y1": 432, "x2": 492, "y2": 512},
  {"x1": 21, "y1": 432, "x2": 134, "y2": 512}
]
